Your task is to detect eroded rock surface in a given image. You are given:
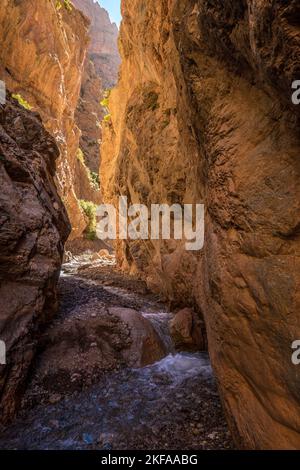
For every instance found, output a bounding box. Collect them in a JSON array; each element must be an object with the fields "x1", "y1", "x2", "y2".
[
  {"x1": 0, "y1": 95, "x2": 70, "y2": 424},
  {"x1": 101, "y1": 0, "x2": 300, "y2": 449},
  {"x1": 75, "y1": 58, "x2": 104, "y2": 175},
  {"x1": 73, "y1": 0, "x2": 120, "y2": 89},
  {"x1": 73, "y1": 0, "x2": 121, "y2": 179},
  {"x1": 169, "y1": 308, "x2": 206, "y2": 352},
  {"x1": 0, "y1": 0, "x2": 100, "y2": 239},
  {"x1": 109, "y1": 307, "x2": 166, "y2": 367}
]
